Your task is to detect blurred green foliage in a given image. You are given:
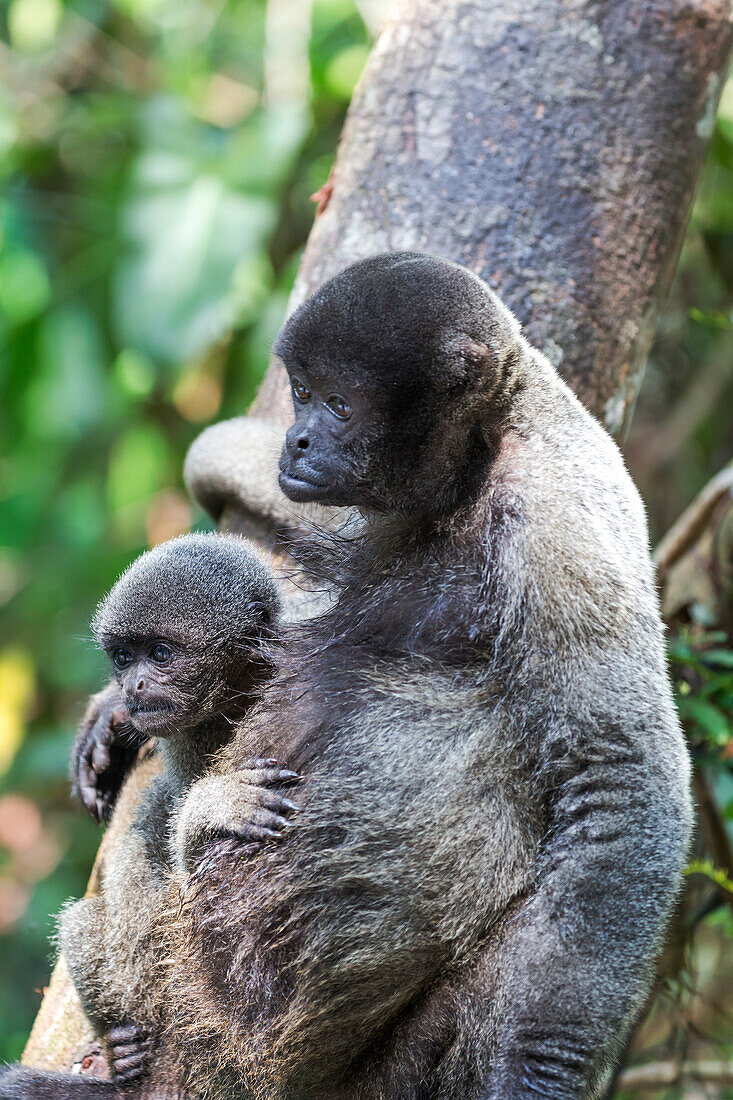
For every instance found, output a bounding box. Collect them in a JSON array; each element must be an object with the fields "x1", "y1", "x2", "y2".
[
  {"x1": 0, "y1": 0, "x2": 370, "y2": 1057},
  {"x1": 0, "y1": 0, "x2": 732, "y2": 1079}
]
